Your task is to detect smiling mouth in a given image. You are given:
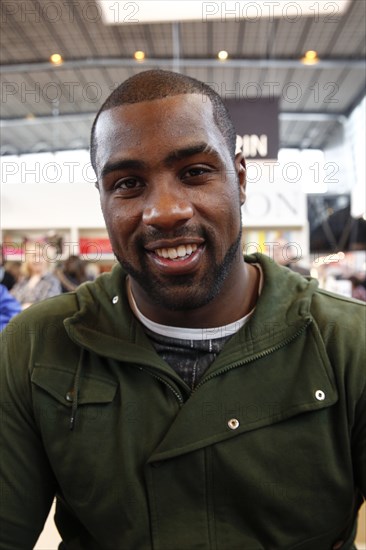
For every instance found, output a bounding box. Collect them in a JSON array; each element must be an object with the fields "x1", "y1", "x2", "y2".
[{"x1": 154, "y1": 243, "x2": 198, "y2": 260}]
